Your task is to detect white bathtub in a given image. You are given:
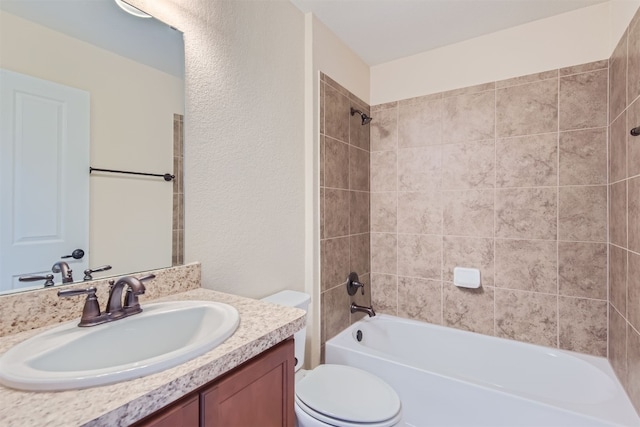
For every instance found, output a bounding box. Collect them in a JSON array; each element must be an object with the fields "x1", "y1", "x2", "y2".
[{"x1": 325, "y1": 314, "x2": 639, "y2": 427}]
